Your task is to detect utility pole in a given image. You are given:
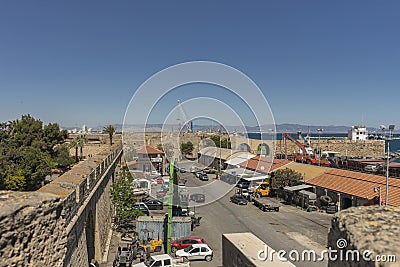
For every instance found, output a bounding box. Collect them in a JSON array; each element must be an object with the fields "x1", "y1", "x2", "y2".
[
  {"x1": 219, "y1": 135, "x2": 222, "y2": 171},
  {"x1": 385, "y1": 125, "x2": 395, "y2": 206},
  {"x1": 317, "y1": 129, "x2": 323, "y2": 166},
  {"x1": 167, "y1": 159, "x2": 176, "y2": 254}
]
